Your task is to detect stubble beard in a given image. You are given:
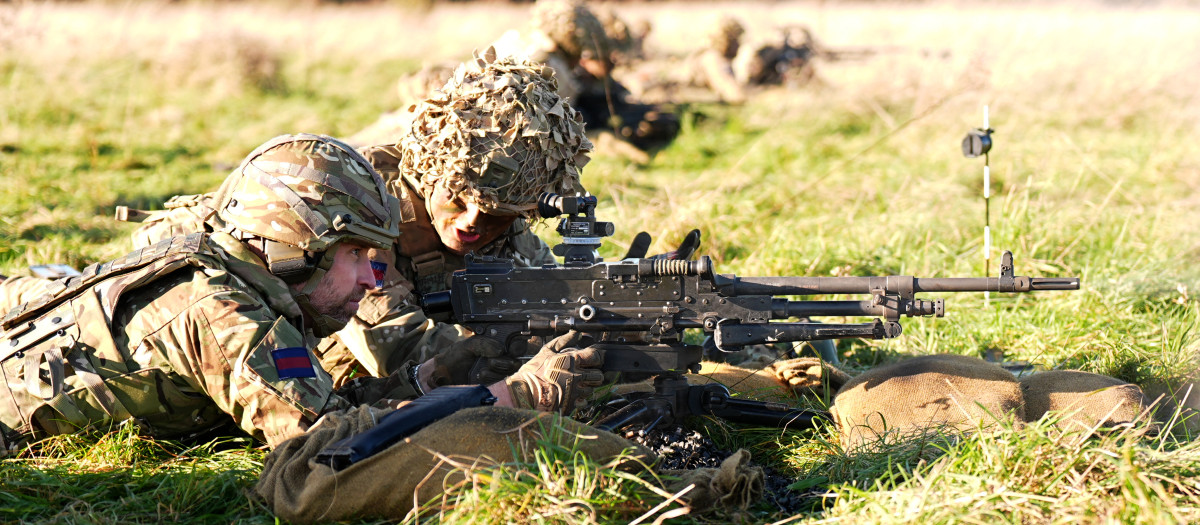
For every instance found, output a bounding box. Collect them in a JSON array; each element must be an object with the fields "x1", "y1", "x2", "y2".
[{"x1": 306, "y1": 286, "x2": 365, "y2": 324}]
